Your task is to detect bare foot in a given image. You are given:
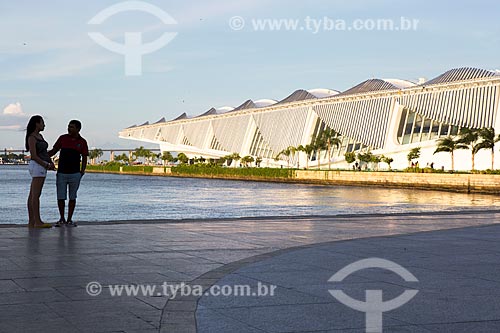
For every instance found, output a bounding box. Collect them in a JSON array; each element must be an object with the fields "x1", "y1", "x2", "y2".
[{"x1": 33, "y1": 222, "x2": 52, "y2": 229}]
